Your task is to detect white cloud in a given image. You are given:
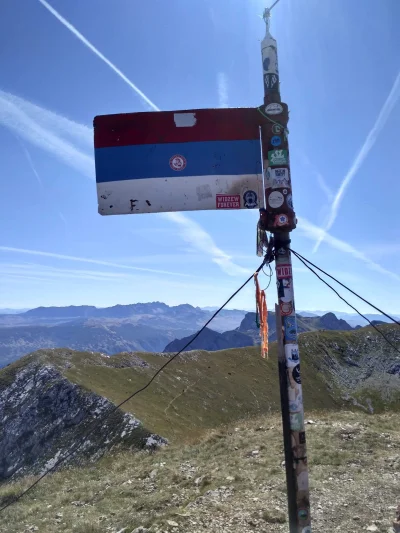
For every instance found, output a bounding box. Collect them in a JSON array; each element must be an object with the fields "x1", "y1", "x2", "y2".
[
  {"x1": 297, "y1": 216, "x2": 400, "y2": 282},
  {"x1": 38, "y1": 0, "x2": 160, "y2": 112},
  {"x1": 162, "y1": 212, "x2": 249, "y2": 276},
  {"x1": 313, "y1": 71, "x2": 400, "y2": 252},
  {"x1": 217, "y1": 72, "x2": 229, "y2": 108}
]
